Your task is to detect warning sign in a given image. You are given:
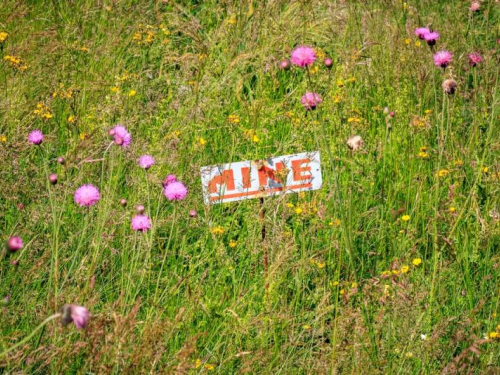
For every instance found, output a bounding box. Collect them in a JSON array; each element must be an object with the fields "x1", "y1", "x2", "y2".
[{"x1": 200, "y1": 151, "x2": 322, "y2": 204}]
